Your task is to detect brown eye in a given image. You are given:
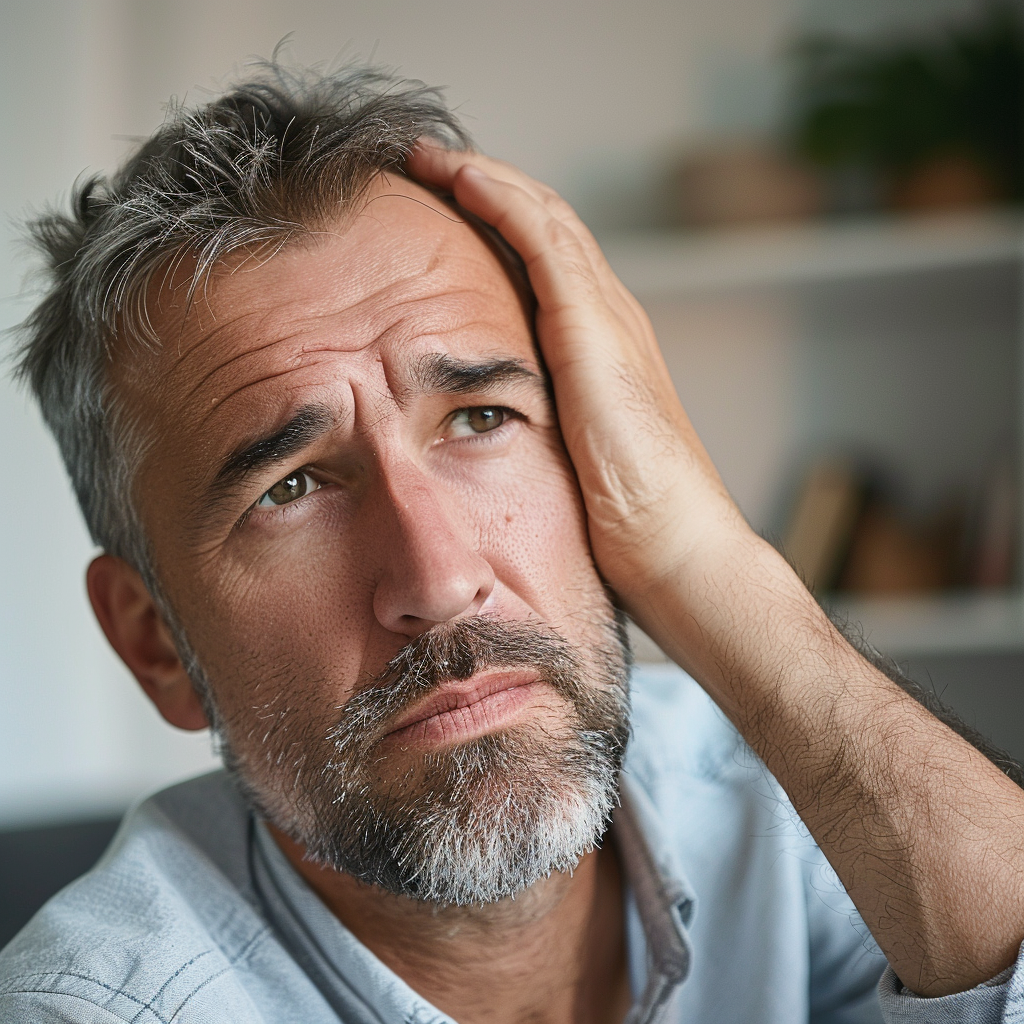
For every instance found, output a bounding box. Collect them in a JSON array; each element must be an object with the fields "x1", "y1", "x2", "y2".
[
  {"x1": 446, "y1": 406, "x2": 511, "y2": 440},
  {"x1": 258, "y1": 471, "x2": 318, "y2": 508},
  {"x1": 467, "y1": 407, "x2": 504, "y2": 432}
]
